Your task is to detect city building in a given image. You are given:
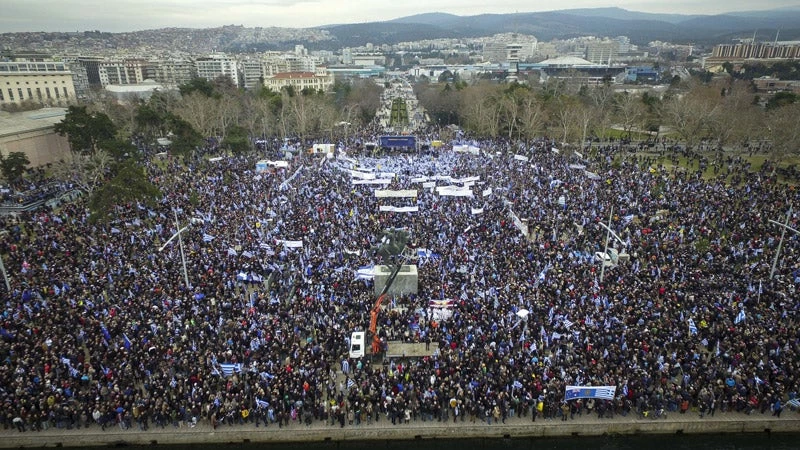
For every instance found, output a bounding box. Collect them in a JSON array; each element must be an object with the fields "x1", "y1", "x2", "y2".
[
  {"x1": 98, "y1": 58, "x2": 147, "y2": 87},
  {"x1": 585, "y1": 39, "x2": 619, "y2": 64},
  {"x1": 147, "y1": 58, "x2": 196, "y2": 89},
  {"x1": 237, "y1": 58, "x2": 264, "y2": 90},
  {"x1": 711, "y1": 41, "x2": 800, "y2": 60},
  {"x1": 195, "y1": 54, "x2": 239, "y2": 87},
  {"x1": 104, "y1": 79, "x2": 166, "y2": 103},
  {"x1": 263, "y1": 67, "x2": 334, "y2": 92},
  {"x1": 0, "y1": 61, "x2": 76, "y2": 108}
]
